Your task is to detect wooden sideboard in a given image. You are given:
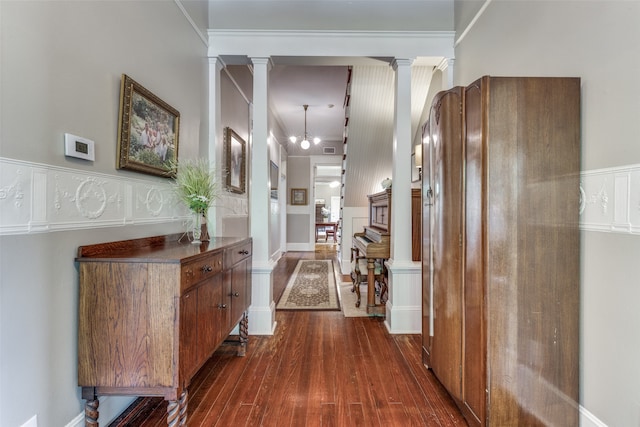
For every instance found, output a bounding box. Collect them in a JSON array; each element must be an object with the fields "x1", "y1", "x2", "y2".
[{"x1": 76, "y1": 234, "x2": 252, "y2": 426}]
